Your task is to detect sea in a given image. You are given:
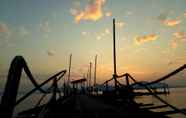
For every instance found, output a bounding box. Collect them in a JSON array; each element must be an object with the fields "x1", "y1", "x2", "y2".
[
  {"x1": 135, "y1": 87, "x2": 186, "y2": 118},
  {"x1": 0, "y1": 78, "x2": 186, "y2": 118}
]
